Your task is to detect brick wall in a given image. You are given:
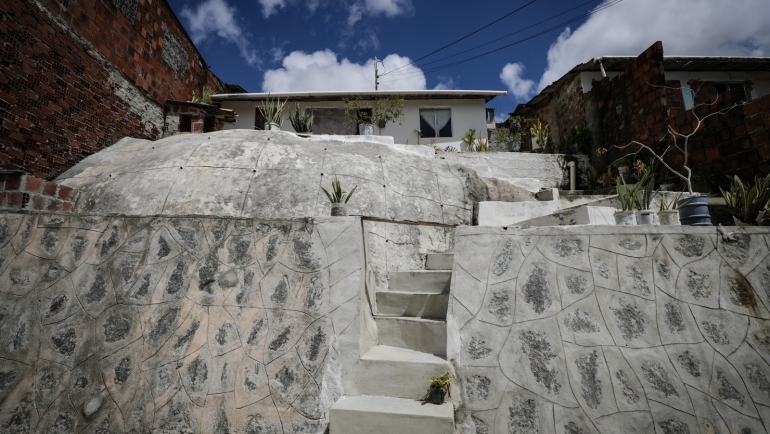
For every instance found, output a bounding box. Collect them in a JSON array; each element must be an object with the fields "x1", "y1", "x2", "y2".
[
  {"x1": 0, "y1": 0, "x2": 228, "y2": 180},
  {"x1": 164, "y1": 102, "x2": 223, "y2": 135},
  {"x1": 587, "y1": 42, "x2": 668, "y2": 166},
  {"x1": 524, "y1": 73, "x2": 587, "y2": 152},
  {"x1": 668, "y1": 91, "x2": 770, "y2": 185},
  {"x1": 0, "y1": 172, "x2": 78, "y2": 211}
]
